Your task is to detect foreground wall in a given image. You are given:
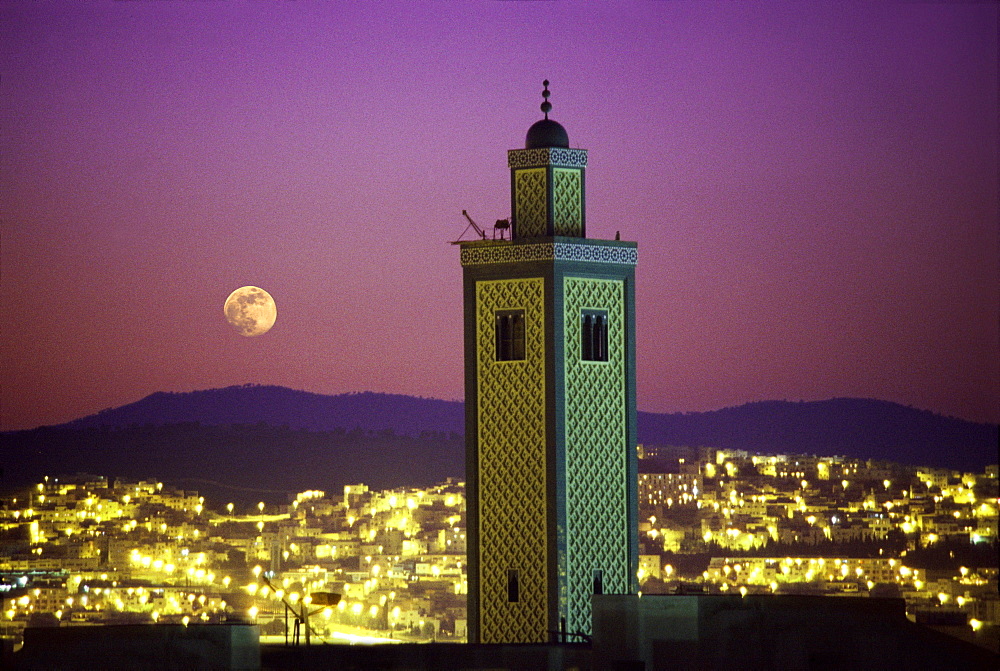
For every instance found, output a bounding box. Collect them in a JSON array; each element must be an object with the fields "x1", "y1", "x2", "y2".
[
  {"x1": 591, "y1": 594, "x2": 998, "y2": 670},
  {"x1": 15, "y1": 624, "x2": 260, "y2": 670}
]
